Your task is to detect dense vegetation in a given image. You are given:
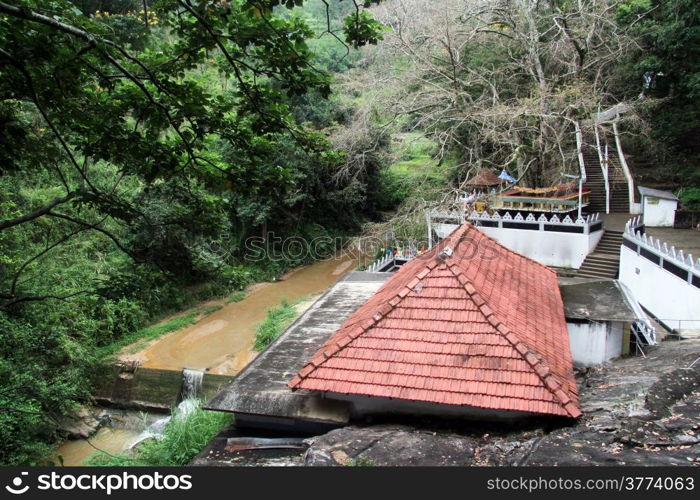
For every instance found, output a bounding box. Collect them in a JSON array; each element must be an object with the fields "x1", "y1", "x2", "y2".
[
  {"x1": 1, "y1": 0, "x2": 698, "y2": 465},
  {"x1": 0, "y1": 0, "x2": 388, "y2": 465}
]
